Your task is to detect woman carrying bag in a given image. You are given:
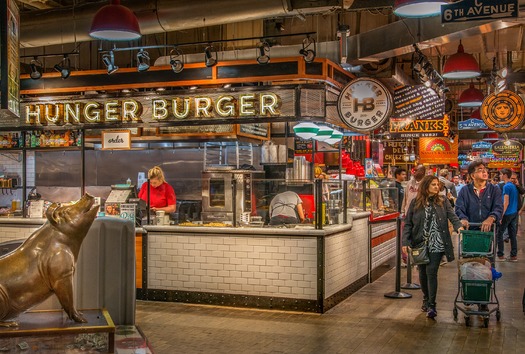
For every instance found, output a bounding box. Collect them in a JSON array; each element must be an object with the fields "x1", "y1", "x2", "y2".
[{"x1": 402, "y1": 175, "x2": 464, "y2": 319}]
